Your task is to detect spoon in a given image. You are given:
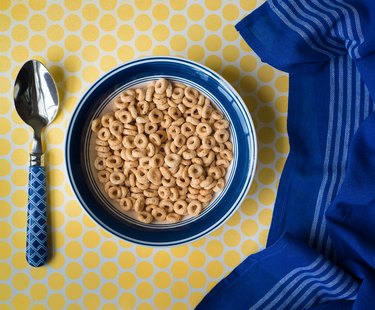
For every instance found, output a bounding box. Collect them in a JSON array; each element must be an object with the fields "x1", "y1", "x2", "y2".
[{"x1": 14, "y1": 60, "x2": 59, "y2": 267}]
